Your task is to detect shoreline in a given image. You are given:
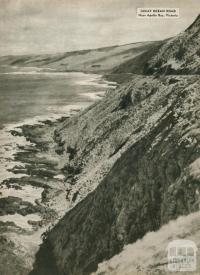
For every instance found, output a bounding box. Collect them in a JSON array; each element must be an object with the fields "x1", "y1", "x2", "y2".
[
  {"x1": 0, "y1": 113, "x2": 81, "y2": 273},
  {"x1": 0, "y1": 71, "x2": 116, "y2": 273}
]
